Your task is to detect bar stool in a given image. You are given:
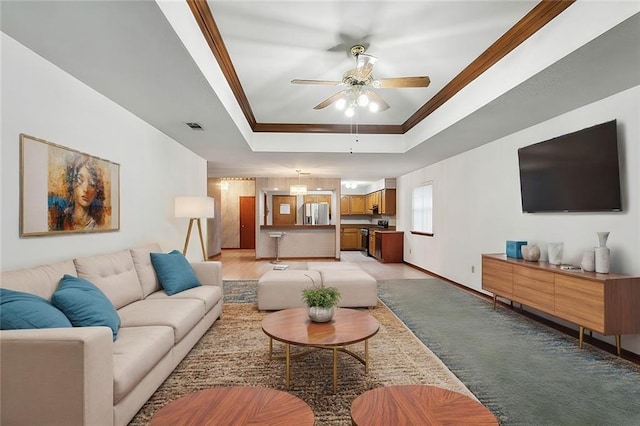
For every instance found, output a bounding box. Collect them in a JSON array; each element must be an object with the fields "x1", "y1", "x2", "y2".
[{"x1": 269, "y1": 232, "x2": 285, "y2": 263}]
